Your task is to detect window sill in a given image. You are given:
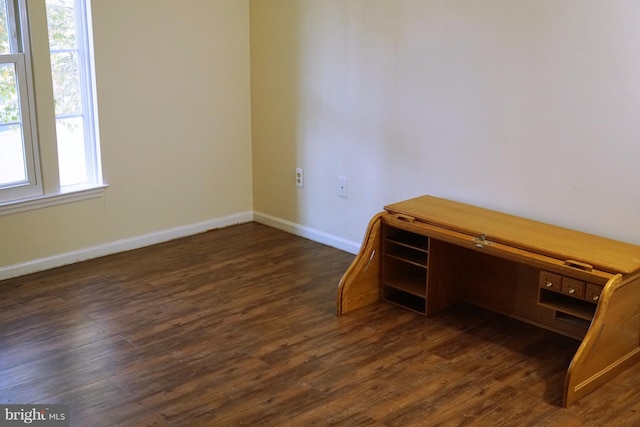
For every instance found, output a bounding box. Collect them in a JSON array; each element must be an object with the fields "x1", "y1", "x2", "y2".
[{"x1": 0, "y1": 184, "x2": 108, "y2": 216}]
